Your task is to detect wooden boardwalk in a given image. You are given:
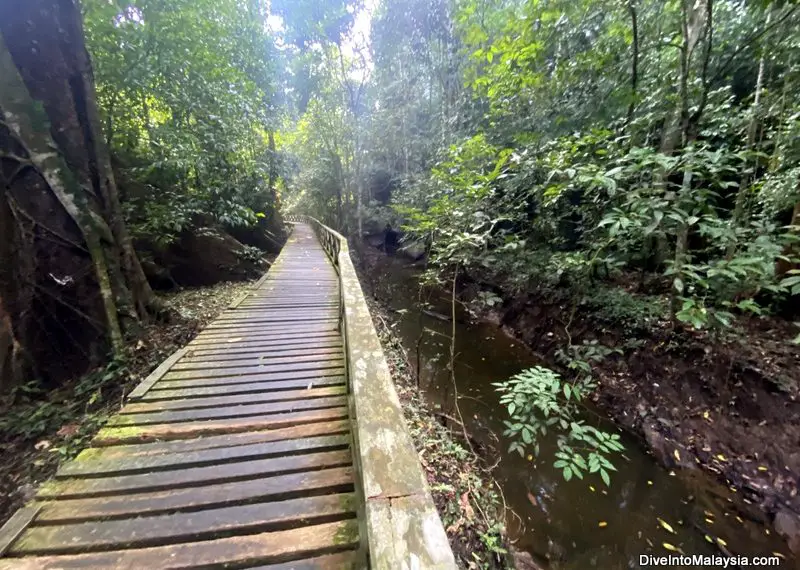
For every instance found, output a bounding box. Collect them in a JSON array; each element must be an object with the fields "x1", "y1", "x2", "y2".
[{"x1": 0, "y1": 224, "x2": 364, "y2": 569}]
